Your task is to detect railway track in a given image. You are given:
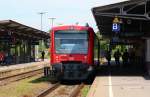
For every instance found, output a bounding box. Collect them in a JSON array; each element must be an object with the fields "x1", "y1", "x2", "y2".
[
  {"x1": 0, "y1": 68, "x2": 44, "y2": 86},
  {"x1": 36, "y1": 83, "x2": 84, "y2": 97}
]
